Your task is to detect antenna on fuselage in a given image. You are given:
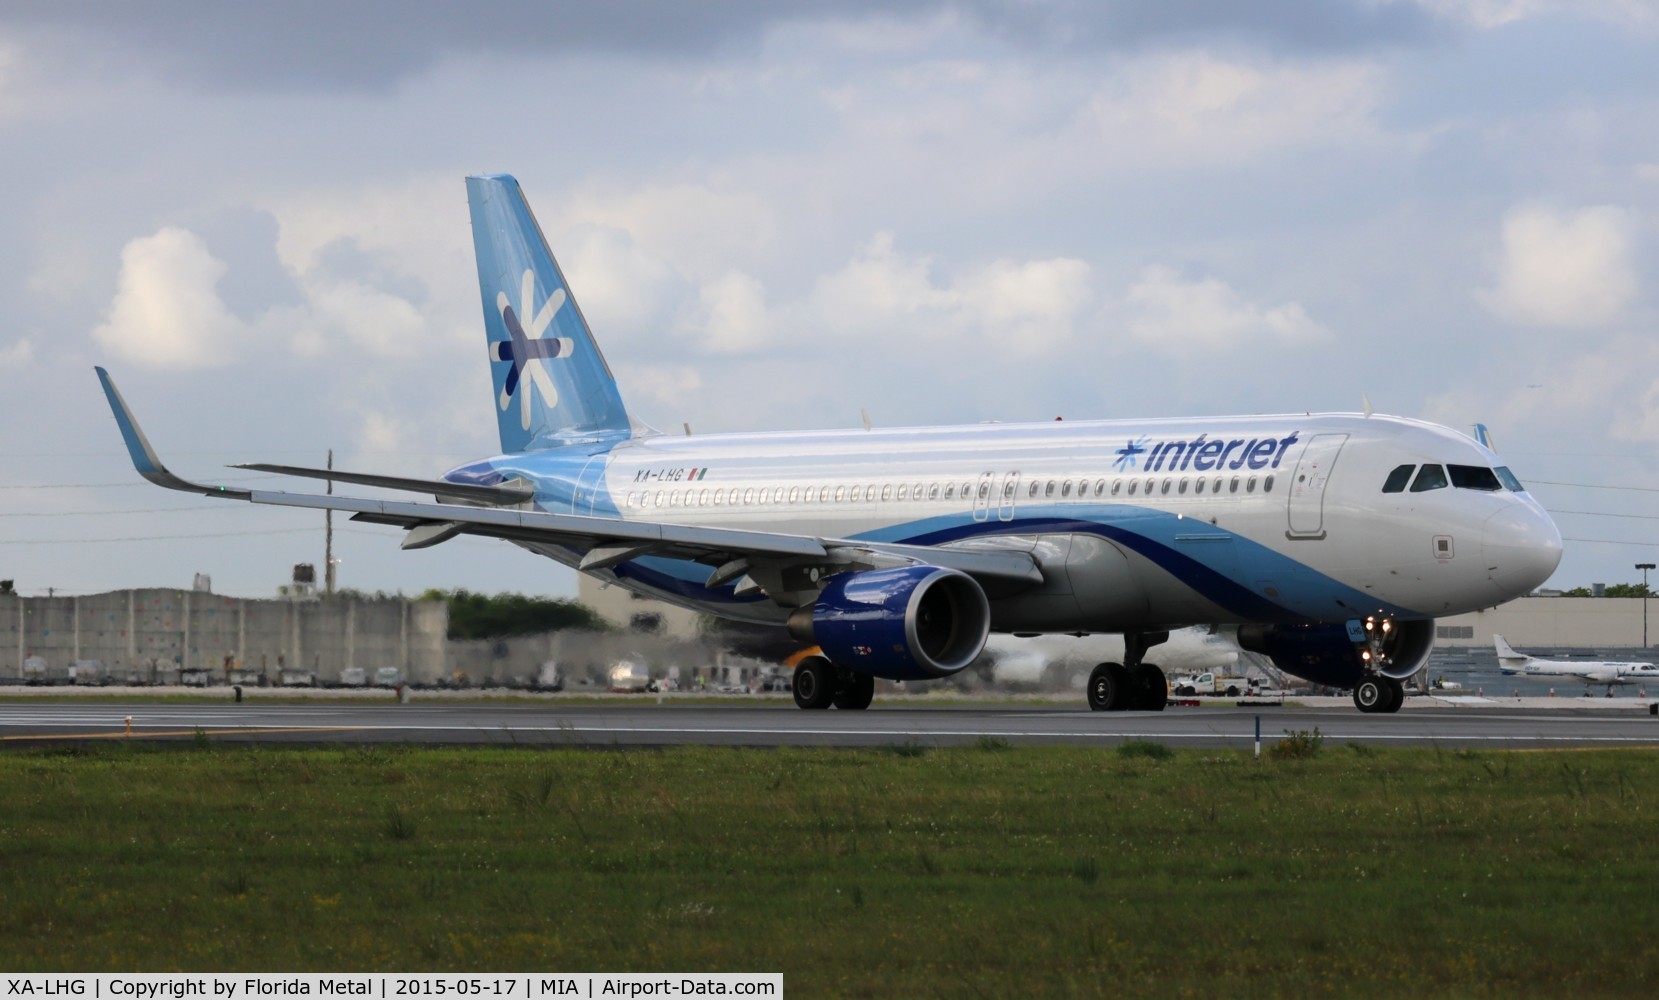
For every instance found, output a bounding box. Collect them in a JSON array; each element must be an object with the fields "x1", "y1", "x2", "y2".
[
  {"x1": 683, "y1": 422, "x2": 692, "y2": 436},
  {"x1": 1362, "y1": 392, "x2": 1373, "y2": 418},
  {"x1": 860, "y1": 408, "x2": 872, "y2": 431}
]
